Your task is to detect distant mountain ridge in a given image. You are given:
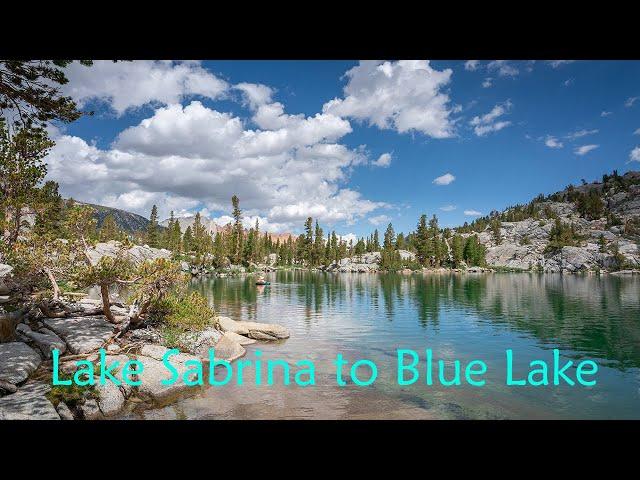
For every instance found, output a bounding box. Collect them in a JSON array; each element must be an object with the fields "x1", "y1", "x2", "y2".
[{"x1": 75, "y1": 201, "x2": 153, "y2": 233}]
